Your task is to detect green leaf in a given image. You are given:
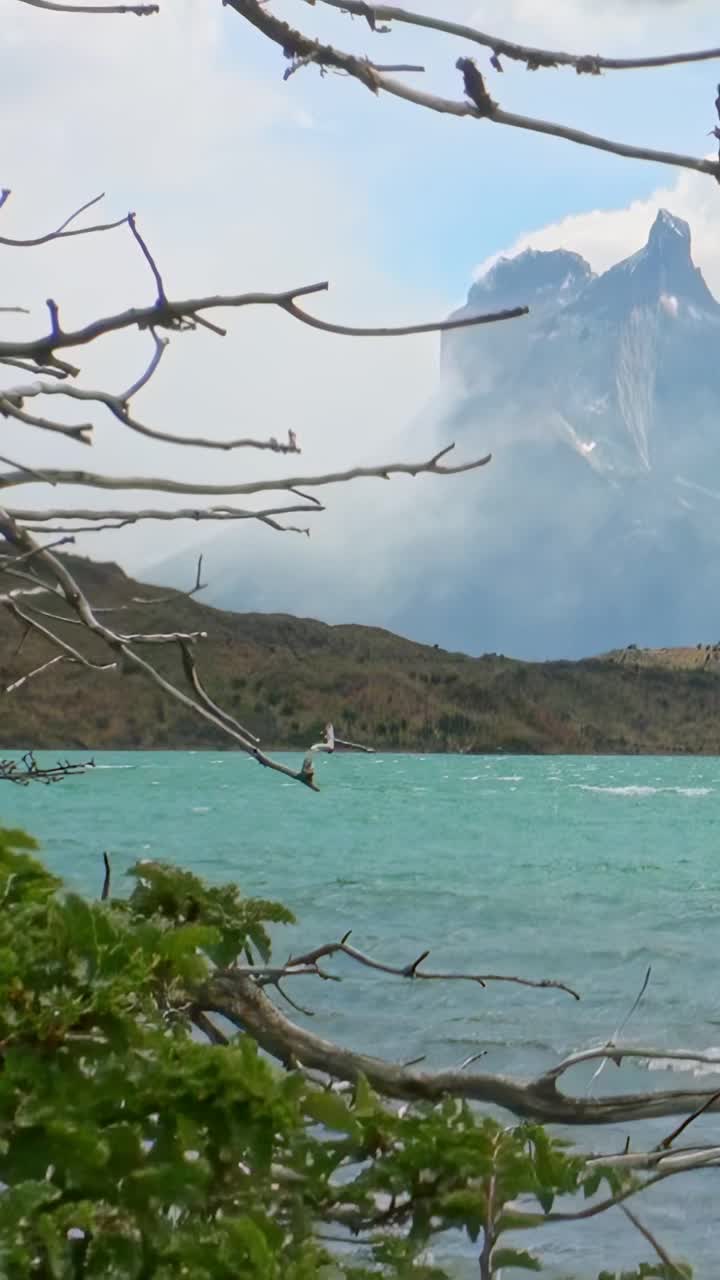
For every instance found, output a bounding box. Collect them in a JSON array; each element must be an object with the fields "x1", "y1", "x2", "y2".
[
  {"x1": 353, "y1": 1072, "x2": 376, "y2": 1117},
  {"x1": 304, "y1": 1088, "x2": 358, "y2": 1135}
]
